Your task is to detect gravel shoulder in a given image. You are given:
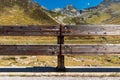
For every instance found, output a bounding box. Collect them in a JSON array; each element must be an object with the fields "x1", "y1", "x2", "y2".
[{"x1": 0, "y1": 77, "x2": 120, "y2": 80}]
